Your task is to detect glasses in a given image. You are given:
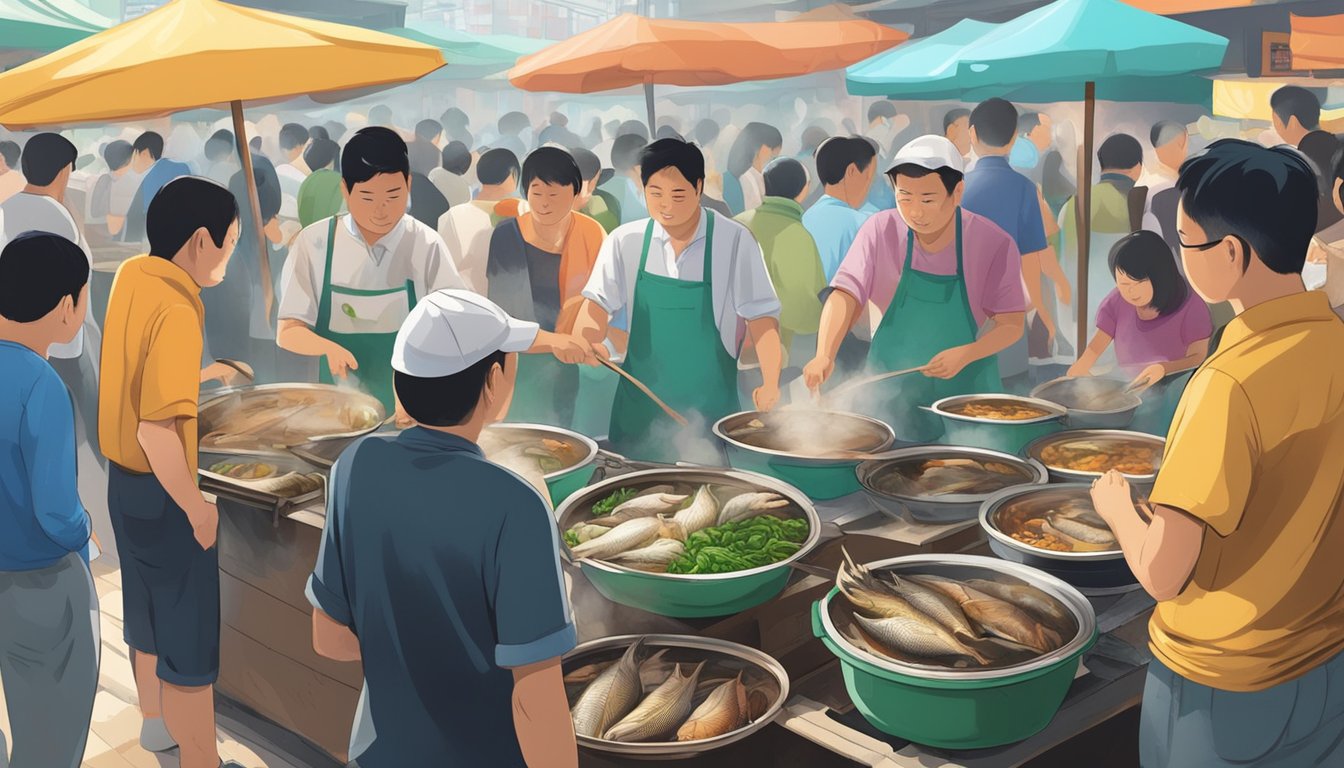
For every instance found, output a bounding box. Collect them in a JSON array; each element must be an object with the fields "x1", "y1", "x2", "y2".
[{"x1": 1179, "y1": 234, "x2": 1249, "y2": 253}]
